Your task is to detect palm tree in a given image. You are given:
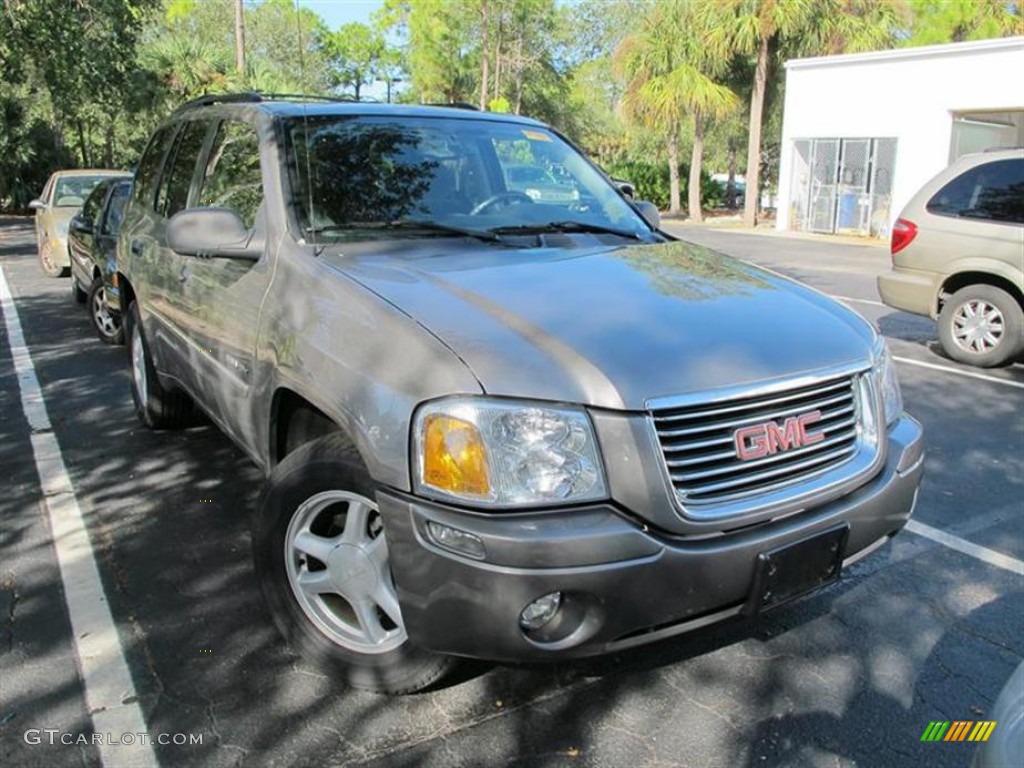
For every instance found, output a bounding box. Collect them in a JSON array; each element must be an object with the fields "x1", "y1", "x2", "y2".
[
  {"x1": 701, "y1": 0, "x2": 901, "y2": 227},
  {"x1": 615, "y1": 0, "x2": 737, "y2": 219}
]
